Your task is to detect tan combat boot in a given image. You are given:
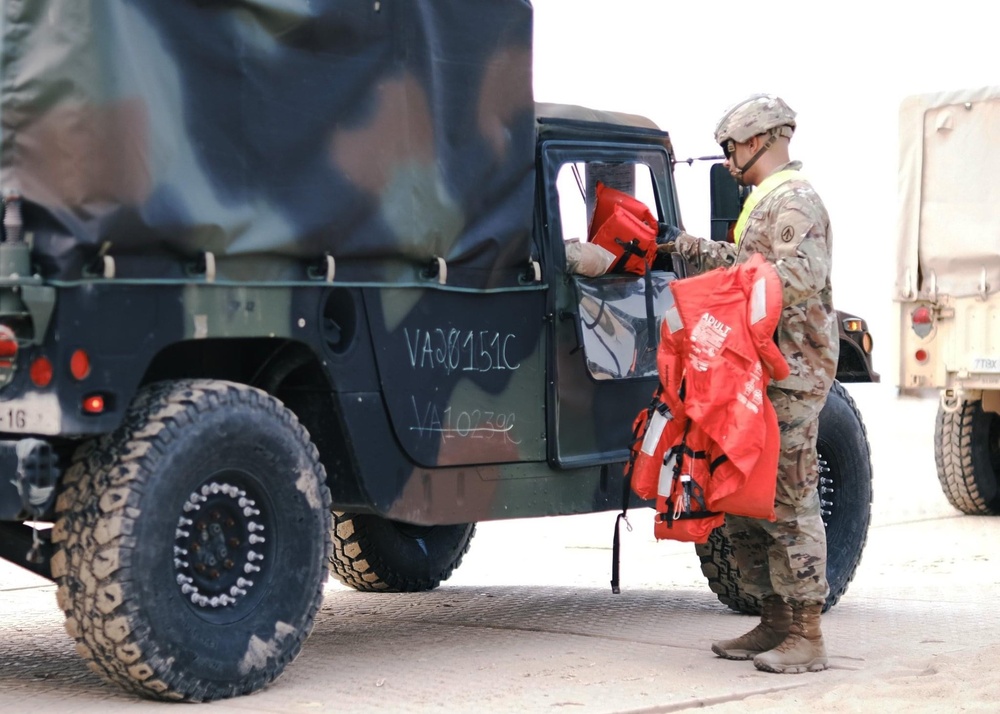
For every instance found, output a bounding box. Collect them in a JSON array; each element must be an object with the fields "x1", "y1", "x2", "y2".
[
  {"x1": 753, "y1": 604, "x2": 828, "y2": 673},
  {"x1": 711, "y1": 595, "x2": 792, "y2": 660}
]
